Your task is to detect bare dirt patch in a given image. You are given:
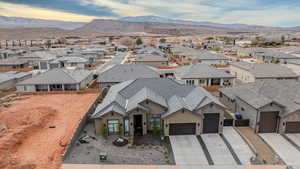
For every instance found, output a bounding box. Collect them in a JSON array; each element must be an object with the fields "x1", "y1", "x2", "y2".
[{"x1": 0, "y1": 93, "x2": 99, "y2": 169}]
